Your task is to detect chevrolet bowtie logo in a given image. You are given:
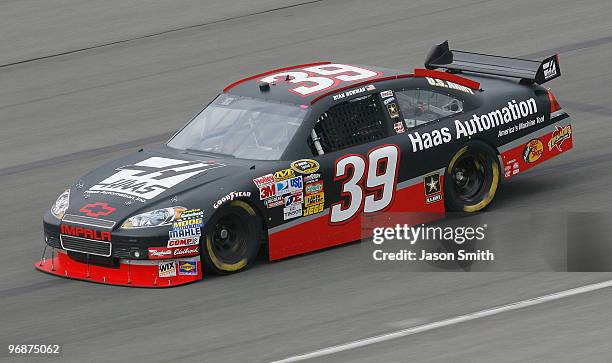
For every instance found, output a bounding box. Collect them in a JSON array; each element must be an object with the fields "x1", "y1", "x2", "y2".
[{"x1": 79, "y1": 202, "x2": 116, "y2": 217}]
